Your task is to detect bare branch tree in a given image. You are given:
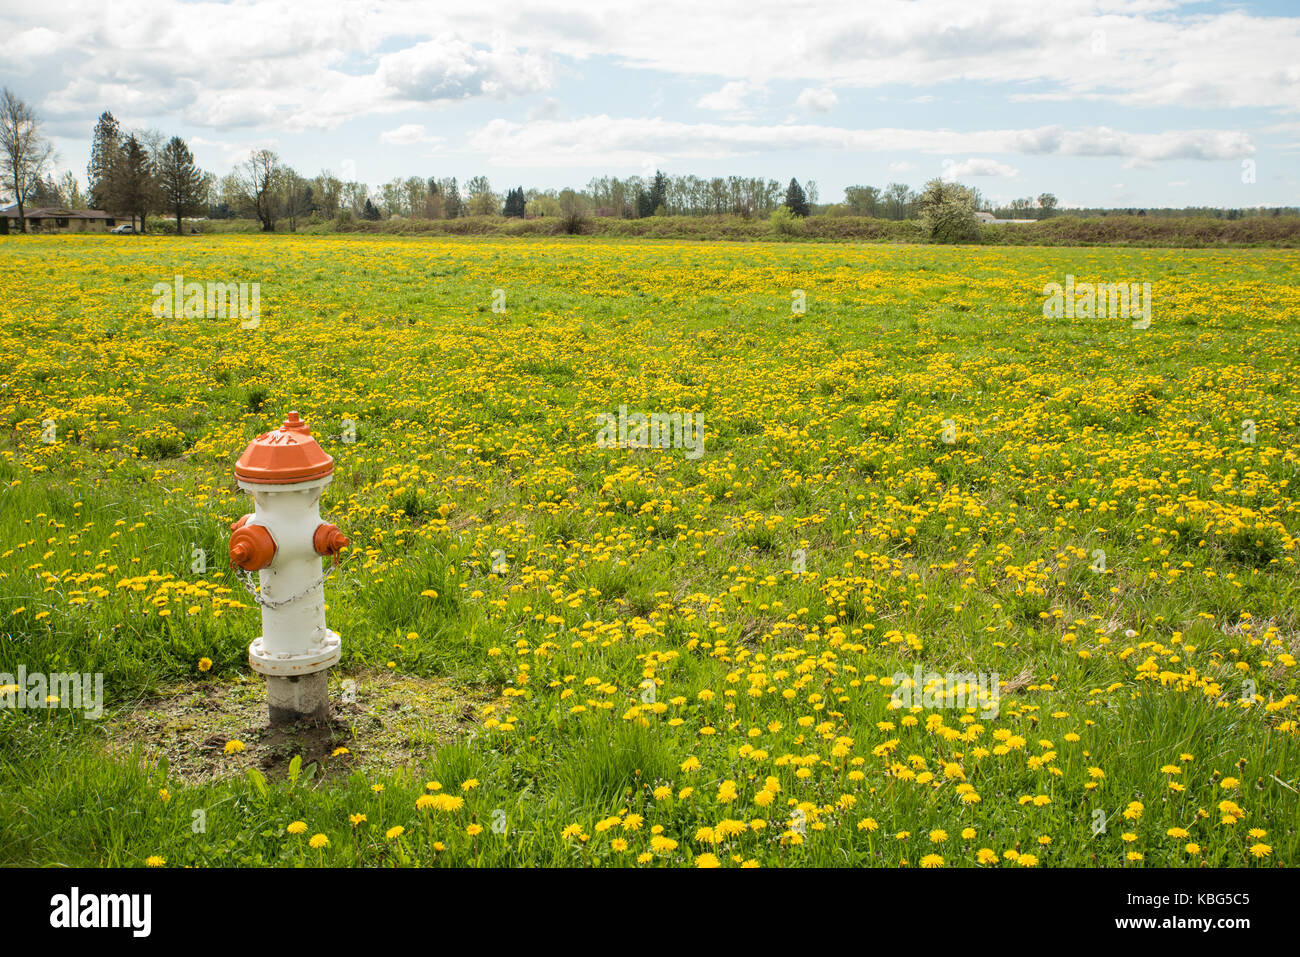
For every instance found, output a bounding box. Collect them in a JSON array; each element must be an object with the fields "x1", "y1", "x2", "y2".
[
  {"x1": 0, "y1": 88, "x2": 55, "y2": 233},
  {"x1": 234, "y1": 149, "x2": 282, "y2": 231}
]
